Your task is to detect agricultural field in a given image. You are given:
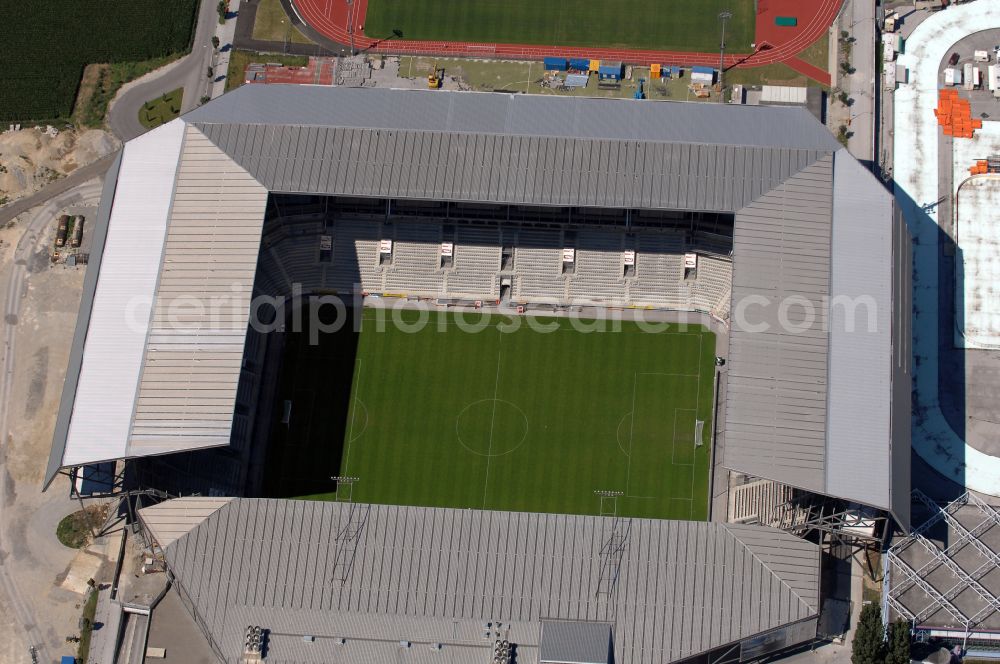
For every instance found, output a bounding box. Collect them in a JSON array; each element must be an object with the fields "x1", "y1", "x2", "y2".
[
  {"x1": 0, "y1": 0, "x2": 198, "y2": 122},
  {"x1": 365, "y1": 0, "x2": 755, "y2": 53},
  {"x1": 265, "y1": 308, "x2": 716, "y2": 521}
]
